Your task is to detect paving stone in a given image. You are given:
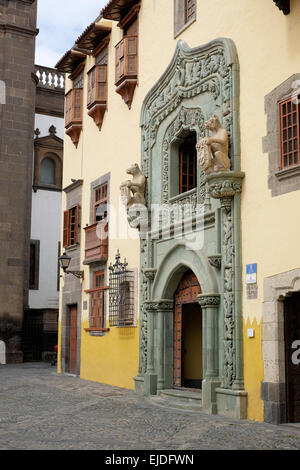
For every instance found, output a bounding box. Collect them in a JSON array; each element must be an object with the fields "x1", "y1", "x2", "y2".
[{"x1": 0, "y1": 363, "x2": 300, "y2": 450}]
